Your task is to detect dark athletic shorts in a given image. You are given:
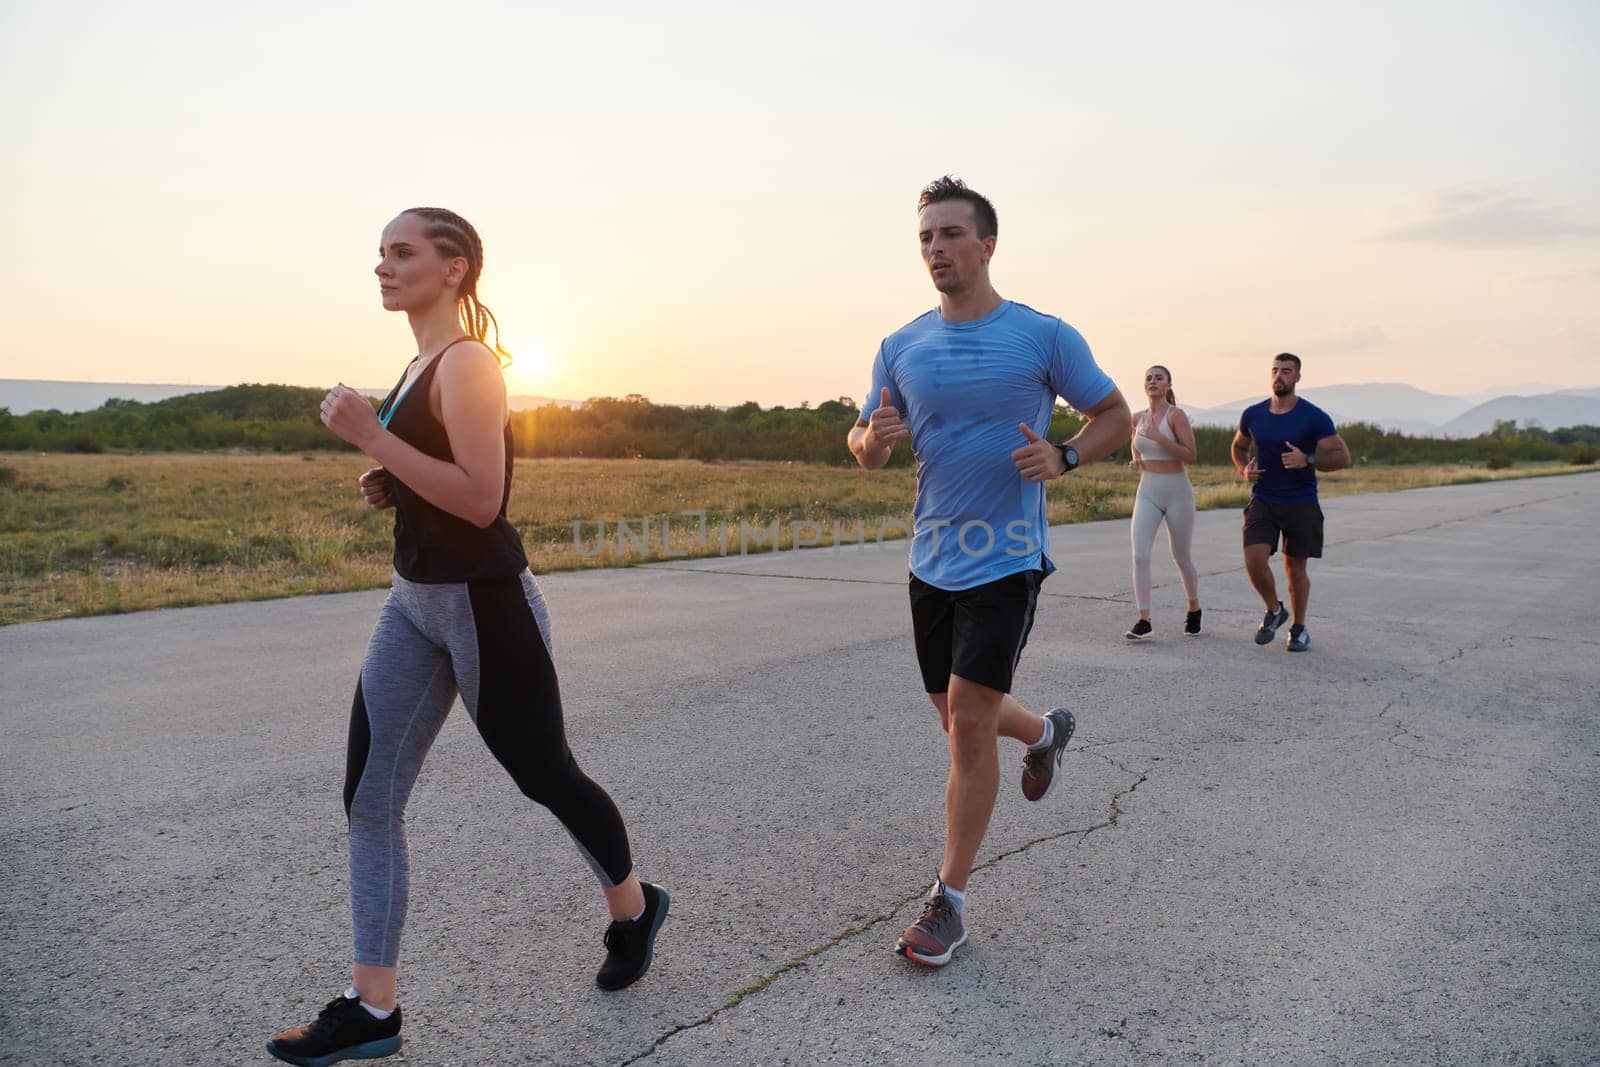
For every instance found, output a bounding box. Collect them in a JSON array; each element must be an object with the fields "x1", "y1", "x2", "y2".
[
  {"x1": 1243, "y1": 499, "x2": 1324, "y2": 559},
  {"x1": 909, "y1": 569, "x2": 1043, "y2": 695}
]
